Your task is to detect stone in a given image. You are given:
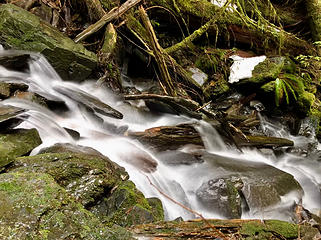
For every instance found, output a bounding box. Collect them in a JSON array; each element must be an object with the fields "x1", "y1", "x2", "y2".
[
  {"x1": 0, "y1": 104, "x2": 25, "y2": 130},
  {"x1": 200, "y1": 153, "x2": 303, "y2": 218},
  {"x1": 196, "y1": 177, "x2": 243, "y2": 218},
  {"x1": 0, "y1": 4, "x2": 97, "y2": 80},
  {"x1": 0, "y1": 171, "x2": 132, "y2": 239},
  {"x1": 238, "y1": 57, "x2": 286, "y2": 86},
  {"x1": 0, "y1": 128, "x2": 41, "y2": 169},
  {"x1": 10, "y1": 144, "x2": 164, "y2": 226},
  {"x1": 53, "y1": 85, "x2": 123, "y2": 119}
]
